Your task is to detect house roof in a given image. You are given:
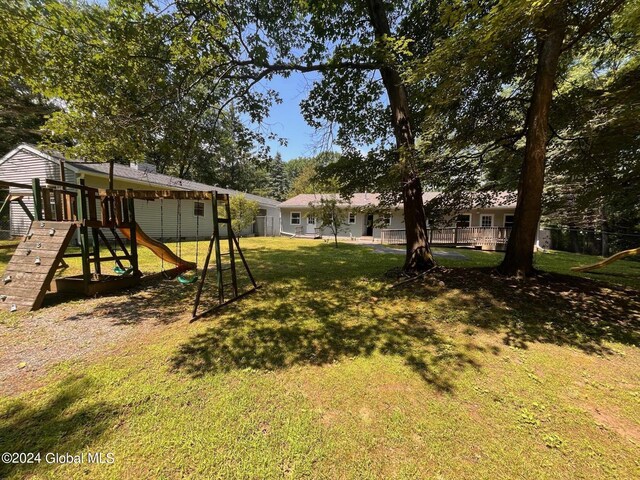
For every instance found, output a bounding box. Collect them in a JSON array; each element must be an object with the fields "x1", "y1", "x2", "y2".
[
  {"x1": 69, "y1": 161, "x2": 280, "y2": 207},
  {"x1": 280, "y1": 192, "x2": 516, "y2": 209},
  {"x1": 1, "y1": 144, "x2": 279, "y2": 207}
]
